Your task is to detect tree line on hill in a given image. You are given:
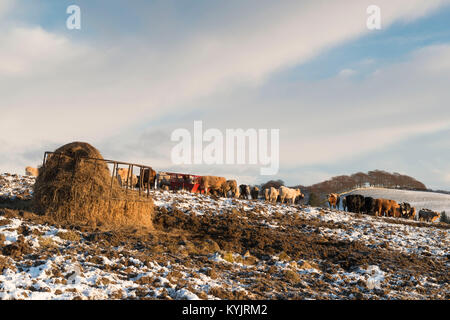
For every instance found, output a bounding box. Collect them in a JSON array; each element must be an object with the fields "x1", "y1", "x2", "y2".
[{"x1": 261, "y1": 170, "x2": 428, "y2": 207}]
